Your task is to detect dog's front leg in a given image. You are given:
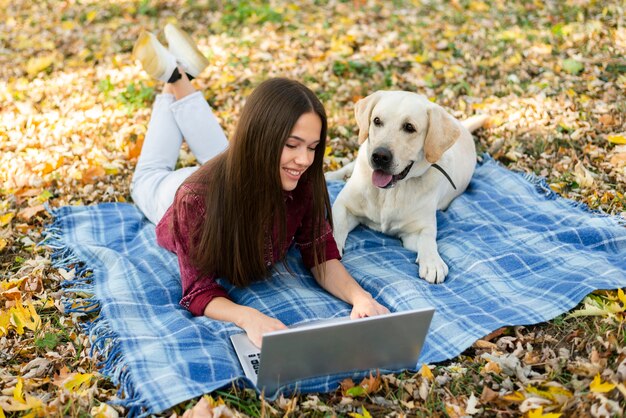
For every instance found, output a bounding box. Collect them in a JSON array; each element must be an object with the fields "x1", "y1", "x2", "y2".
[
  {"x1": 331, "y1": 197, "x2": 359, "y2": 256},
  {"x1": 401, "y1": 219, "x2": 448, "y2": 284}
]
